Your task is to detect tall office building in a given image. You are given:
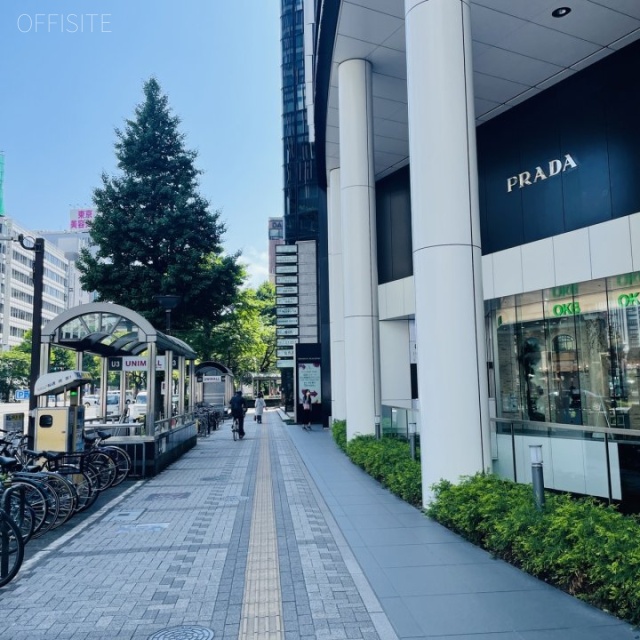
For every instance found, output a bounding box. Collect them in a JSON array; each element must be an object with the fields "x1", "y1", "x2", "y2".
[
  {"x1": 0, "y1": 218, "x2": 69, "y2": 350},
  {"x1": 280, "y1": 0, "x2": 330, "y2": 418},
  {"x1": 312, "y1": 0, "x2": 640, "y2": 510}
]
